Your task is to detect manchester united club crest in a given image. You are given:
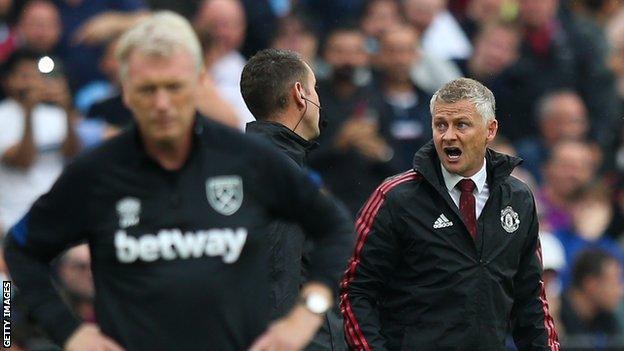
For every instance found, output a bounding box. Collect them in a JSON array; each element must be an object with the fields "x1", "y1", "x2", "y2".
[
  {"x1": 206, "y1": 176, "x2": 243, "y2": 216},
  {"x1": 500, "y1": 206, "x2": 520, "y2": 233}
]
